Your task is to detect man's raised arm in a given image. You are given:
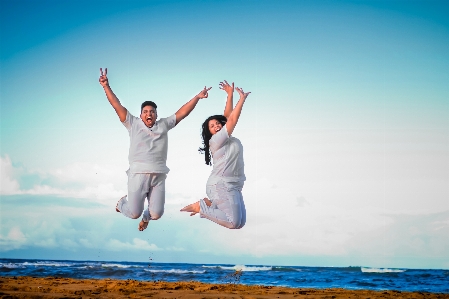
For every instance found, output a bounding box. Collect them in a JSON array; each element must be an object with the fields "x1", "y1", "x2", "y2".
[
  {"x1": 174, "y1": 86, "x2": 212, "y2": 126},
  {"x1": 99, "y1": 68, "x2": 127, "y2": 122}
]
